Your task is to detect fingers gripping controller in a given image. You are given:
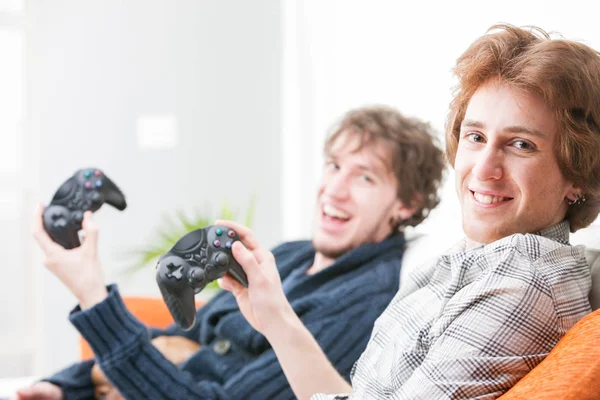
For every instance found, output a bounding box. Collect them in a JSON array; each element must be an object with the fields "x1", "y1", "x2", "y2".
[
  {"x1": 42, "y1": 168, "x2": 127, "y2": 249},
  {"x1": 155, "y1": 225, "x2": 248, "y2": 330}
]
